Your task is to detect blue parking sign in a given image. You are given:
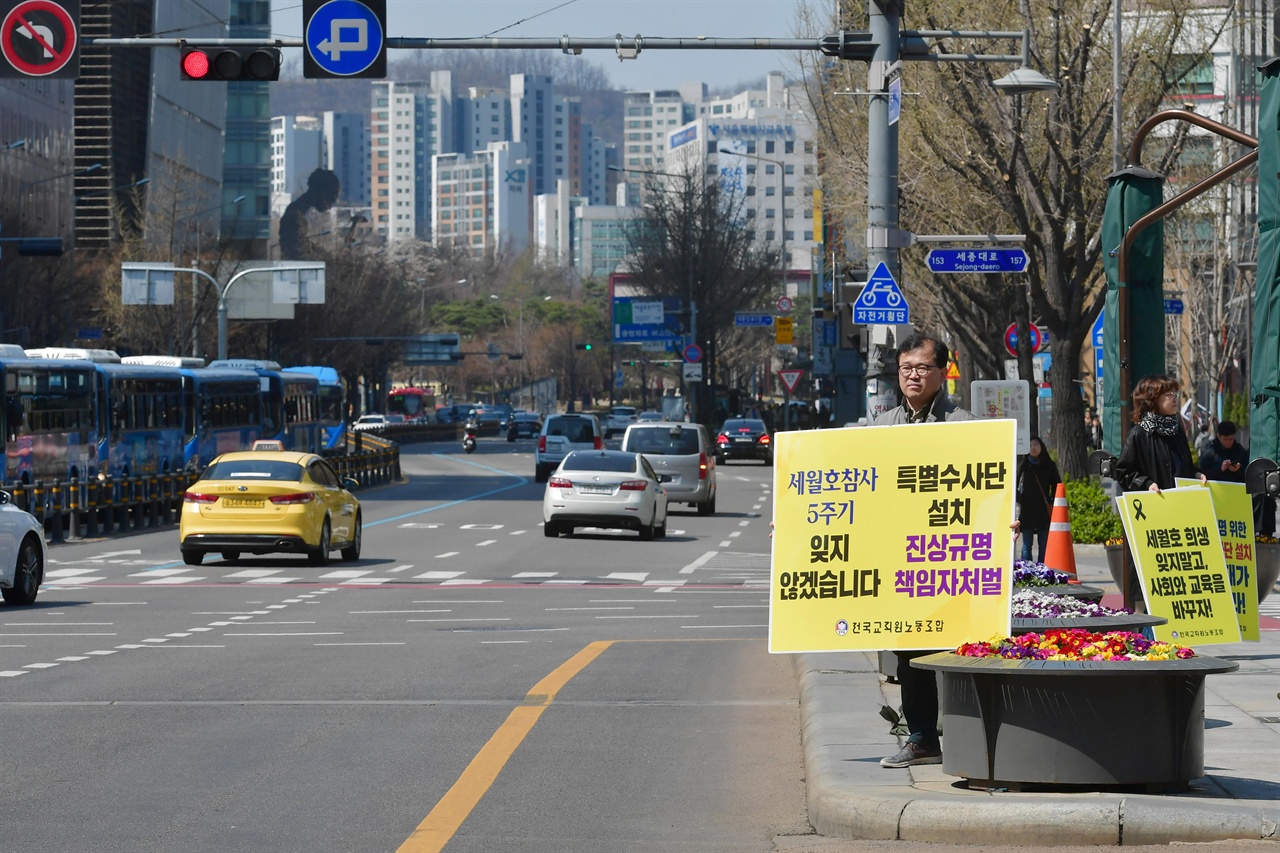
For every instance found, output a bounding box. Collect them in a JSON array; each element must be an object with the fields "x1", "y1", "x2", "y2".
[{"x1": 303, "y1": 0, "x2": 386, "y2": 78}]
